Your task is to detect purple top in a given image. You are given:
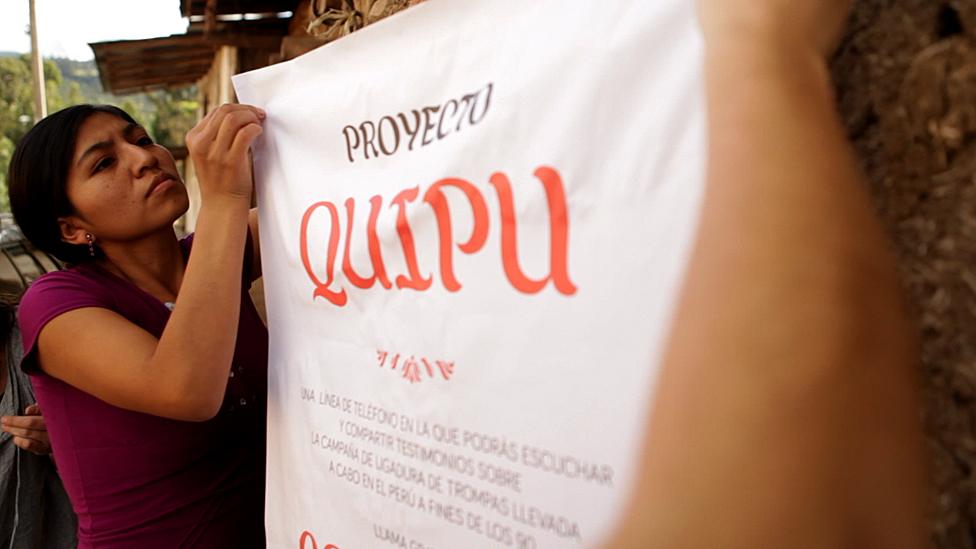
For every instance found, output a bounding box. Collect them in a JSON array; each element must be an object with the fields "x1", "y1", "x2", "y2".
[{"x1": 17, "y1": 234, "x2": 267, "y2": 548}]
